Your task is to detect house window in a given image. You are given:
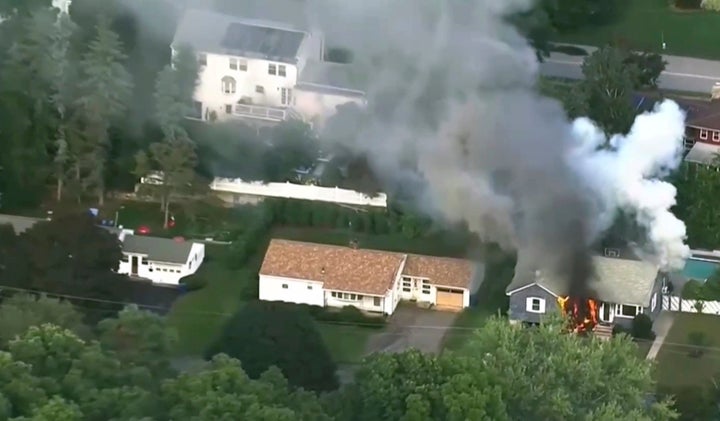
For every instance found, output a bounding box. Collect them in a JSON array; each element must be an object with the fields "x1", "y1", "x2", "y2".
[
  {"x1": 255, "y1": 85, "x2": 264, "y2": 94},
  {"x1": 331, "y1": 292, "x2": 361, "y2": 301},
  {"x1": 229, "y1": 58, "x2": 238, "y2": 70},
  {"x1": 221, "y1": 76, "x2": 236, "y2": 94},
  {"x1": 278, "y1": 65, "x2": 286, "y2": 77},
  {"x1": 700, "y1": 129, "x2": 709, "y2": 140},
  {"x1": 421, "y1": 282, "x2": 431, "y2": 294},
  {"x1": 373, "y1": 297, "x2": 381, "y2": 306},
  {"x1": 307, "y1": 285, "x2": 313, "y2": 290},
  {"x1": 225, "y1": 104, "x2": 232, "y2": 114},
  {"x1": 714, "y1": 131, "x2": 720, "y2": 142},
  {"x1": 616, "y1": 304, "x2": 640, "y2": 317},
  {"x1": 268, "y1": 63, "x2": 277, "y2": 75},
  {"x1": 282, "y1": 284, "x2": 288, "y2": 289},
  {"x1": 198, "y1": 53, "x2": 207, "y2": 66},
  {"x1": 526, "y1": 297, "x2": 546, "y2": 313},
  {"x1": 651, "y1": 293, "x2": 658, "y2": 312},
  {"x1": 238, "y1": 59, "x2": 247, "y2": 71}
]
